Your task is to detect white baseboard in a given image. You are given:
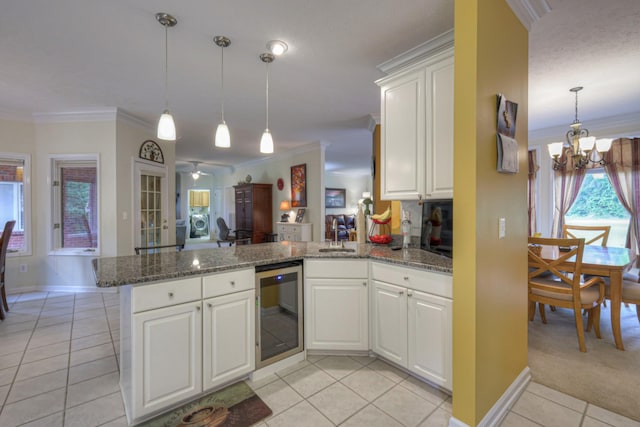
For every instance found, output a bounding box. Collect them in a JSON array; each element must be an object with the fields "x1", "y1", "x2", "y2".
[
  {"x1": 449, "y1": 366, "x2": 531, "y2": 427},
  {"x1": 8, "y1": 285, "x2": 118, "y2": 294}
]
